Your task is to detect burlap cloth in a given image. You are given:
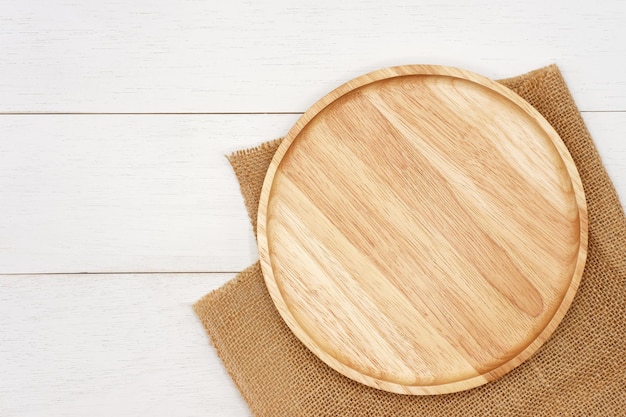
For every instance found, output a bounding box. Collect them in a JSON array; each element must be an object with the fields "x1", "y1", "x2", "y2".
[{"x1": 194, "y1": 65, "x2": 626, "y2": 416}]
